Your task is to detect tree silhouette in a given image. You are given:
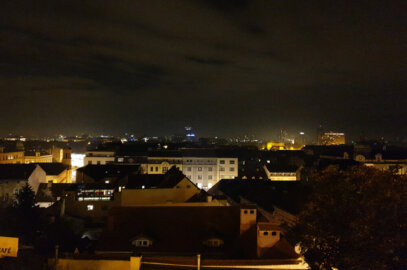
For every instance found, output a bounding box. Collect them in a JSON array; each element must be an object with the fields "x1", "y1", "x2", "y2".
[{"x1": 287, "y1": 166, "x2": 406, "y2": 270}]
